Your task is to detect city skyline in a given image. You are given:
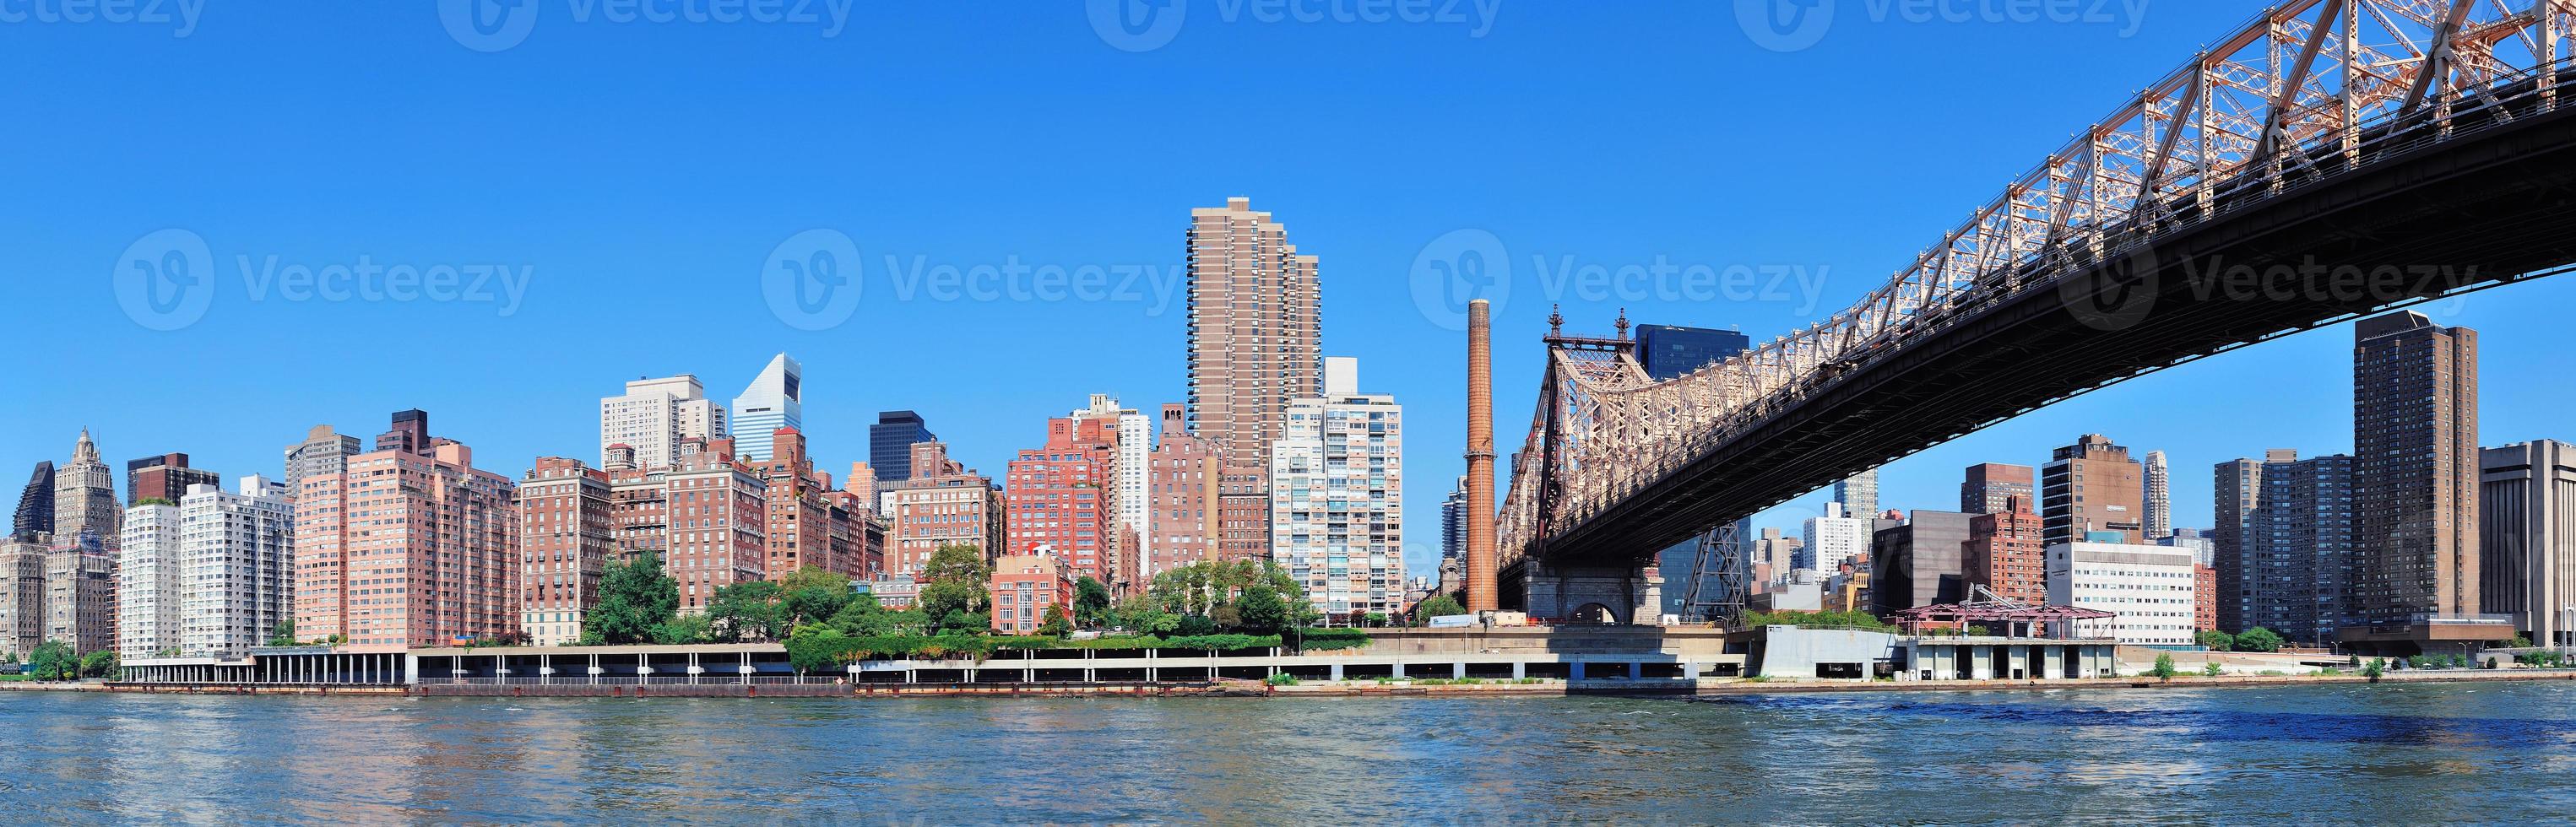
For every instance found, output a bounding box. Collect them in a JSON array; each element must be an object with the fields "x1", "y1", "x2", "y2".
[{"x1": 9, "y1": 5, "x2": 2576, "y2": 581}]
